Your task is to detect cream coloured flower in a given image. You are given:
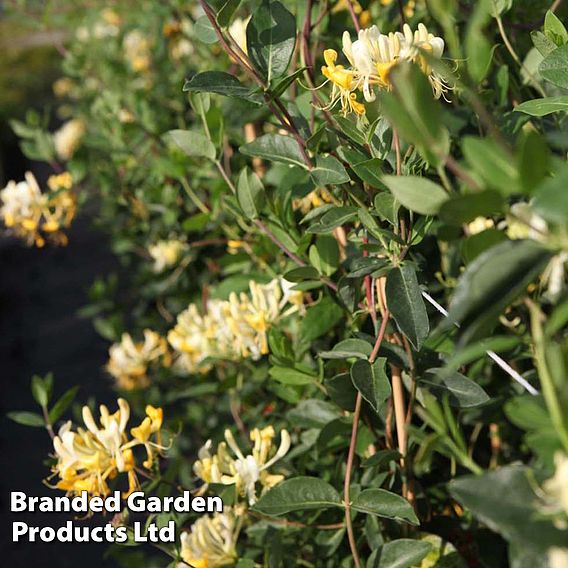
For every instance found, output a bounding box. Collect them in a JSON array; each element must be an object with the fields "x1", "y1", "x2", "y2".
[
  {"x1": 50, "y1": 399, "x2": 165, "y2": 499},
  {"x1": 123, "y1": 30, "x2": 151, "y2": 72},
  {"x1": 322, "y1": 22, "x2": 450, "y2": 115},
  {"x1": 194, "y1": 426, "x2": 291, "y2": 504},
  {"x1": 542, "y1": 452, "x2": 568, "y2": 518},
  {"x1": 168, "y1": 279, "x2": 302, "y2": 373},
  {"x1": 228, "y1": 17, "x2": 250, "y2": 55},
  {"x1": 148, "y1": 239, "x2": 188, "y2": 272},
  {"x1": 178, "y1": 508, "x2": 242, "y2": 568},
  {"x1": 53, "y1": 119, "x2": 85, "y2": 161},
  {"x1": 107, "y1": 330, "x2": 170, "y2": 390},
  {"x1": 0, "y1": 171, "x2": 75, "y2": 247}
]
